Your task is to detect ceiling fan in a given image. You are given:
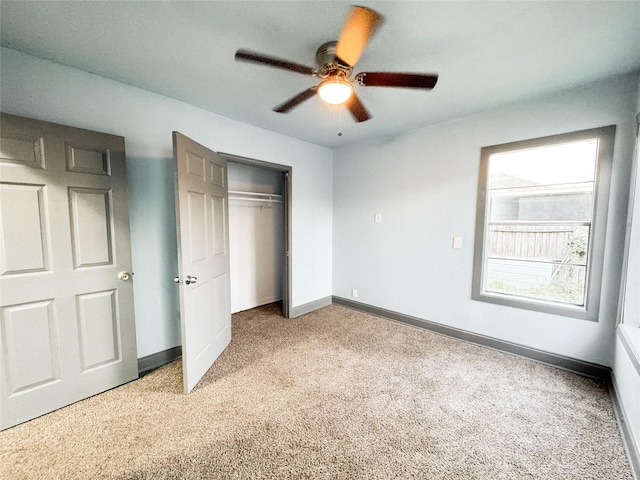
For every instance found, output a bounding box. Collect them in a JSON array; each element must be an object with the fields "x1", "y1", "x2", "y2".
[{"x1": 234, "y1": 5, "x2": 439, "y2": 123}]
